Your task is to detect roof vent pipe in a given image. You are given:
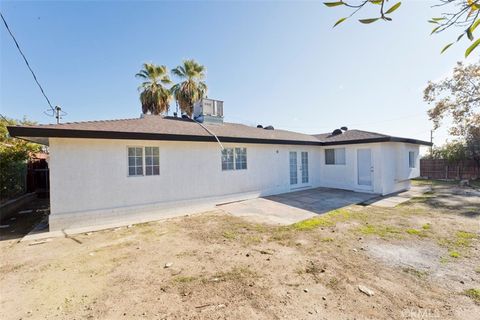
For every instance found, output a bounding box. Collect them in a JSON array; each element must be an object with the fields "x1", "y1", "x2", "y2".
[
  {"x1": 332, "y1": 129, "x2": 342, "y2": 135},
  {"x1": 264, "y1": 125, "x2": 274, "y2": 130},
  {"x1": 257, "y1": 125, "x2": 263, "y2": 128},
  {"x1": 341, "y1": 126, "x2": 348, "y2": 131}
]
